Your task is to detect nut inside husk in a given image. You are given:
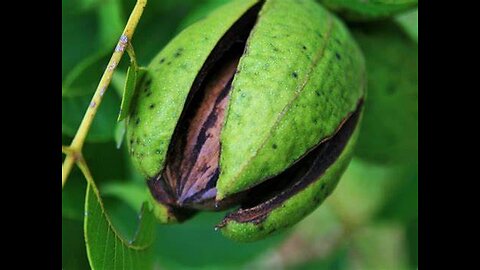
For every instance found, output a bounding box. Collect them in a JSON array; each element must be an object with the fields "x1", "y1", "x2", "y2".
[{"x1": 145, "y1": 1, "x2": 363, "y2": 221}]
